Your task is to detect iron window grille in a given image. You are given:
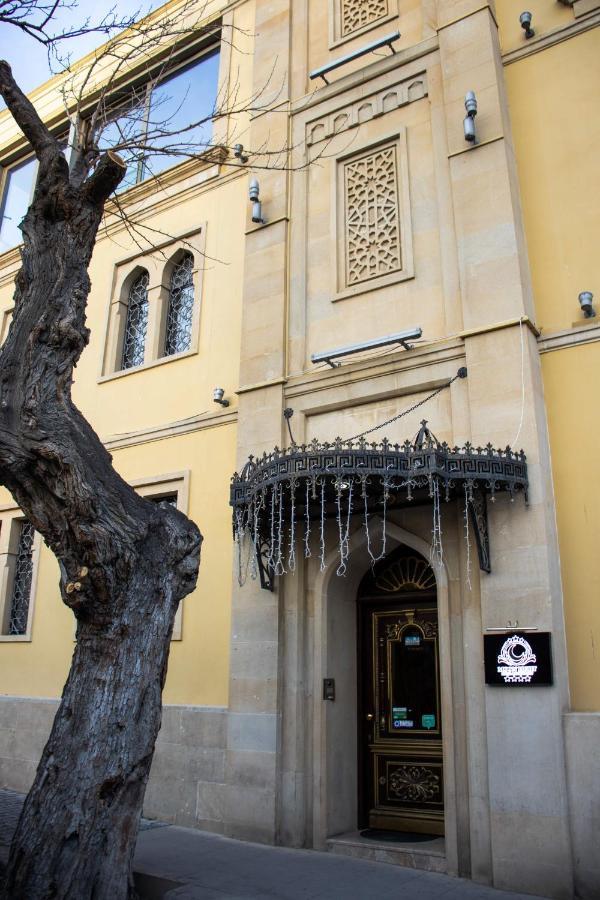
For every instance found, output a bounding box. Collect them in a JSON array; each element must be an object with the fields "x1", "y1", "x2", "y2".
[
  {"x1": 8, "y1": 520, "x2": 35, "y2": 635},
  {"x1": 122, "y1": 271, "x2": 150, "y2": 369},
  {"x1": 149, "y1": 493, "x2": 178, "y2": 507},
  {"x1": 164, "y1": 253, "x2": 195, "y2": 356}
]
